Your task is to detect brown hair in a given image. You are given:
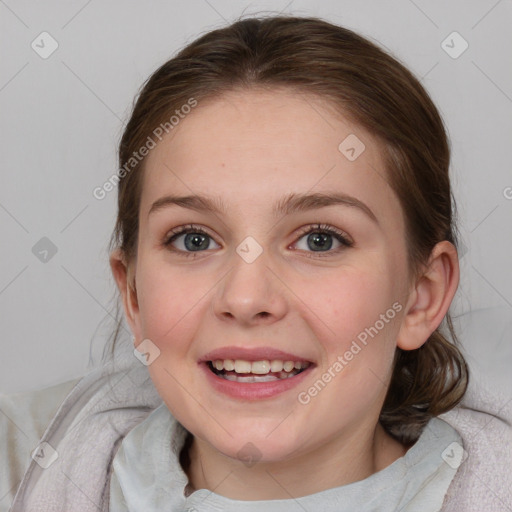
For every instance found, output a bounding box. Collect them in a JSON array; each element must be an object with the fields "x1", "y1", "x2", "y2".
[{"x1": 106, "y1": 14, "x2": 469, "y2": 444}]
